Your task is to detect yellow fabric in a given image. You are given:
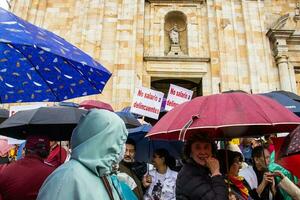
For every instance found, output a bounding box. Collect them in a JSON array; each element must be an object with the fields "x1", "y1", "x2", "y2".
[
  {"x1": 228, "y1": 175, "x2": 249, "y2": 200},
  {"x1": 229, "y1": 138, "x2": 240, "y2": 145}
]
